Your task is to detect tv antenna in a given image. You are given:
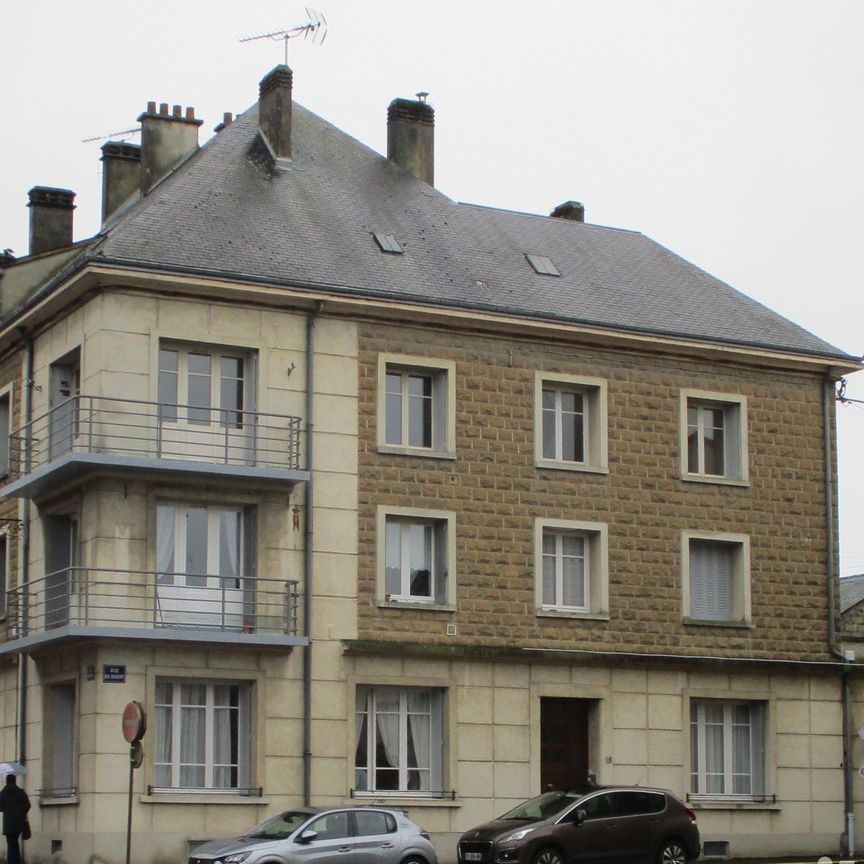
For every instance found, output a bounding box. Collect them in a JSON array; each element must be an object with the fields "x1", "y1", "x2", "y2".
[
  {"x1": 240, "y1": 8, "x2": 328, "y2": 65},
  {"x1": 81, "y1": 127, "x2": 140, "y2": 144}
]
